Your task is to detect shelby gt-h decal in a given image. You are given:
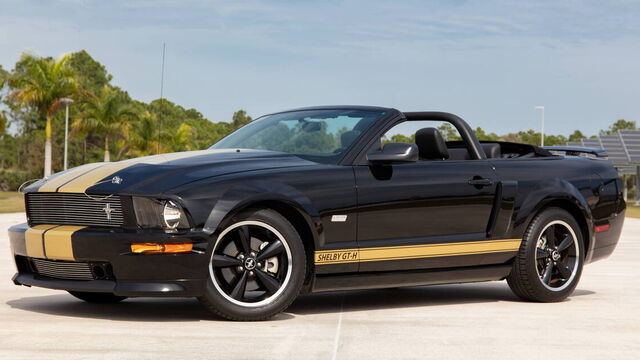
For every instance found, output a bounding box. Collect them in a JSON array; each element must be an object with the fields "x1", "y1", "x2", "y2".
[
  {"x1": 314, "y1": 239, "x2": 522, "y2": 265},
  {"x1": 9, "y1": 106, "x2": 625, "y2": 321}
]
